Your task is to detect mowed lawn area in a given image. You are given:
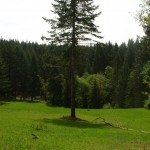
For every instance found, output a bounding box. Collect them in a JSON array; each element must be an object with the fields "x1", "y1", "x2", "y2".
[{"x1": 0, "y1": 102, "x2": 150, "y2": 150}]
